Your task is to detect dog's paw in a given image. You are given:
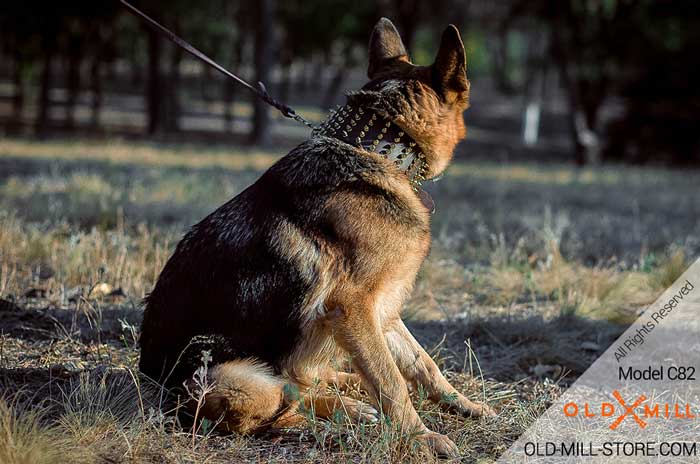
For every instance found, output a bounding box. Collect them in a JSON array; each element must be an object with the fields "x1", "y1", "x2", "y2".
[
  {"x1": 444, "y1": 393, "x2": 496, "y2": 418},
  {"x1": 461, "y1": 398, "x2": 496, "y2": 418},
  {"x1": 417, "y1": 431, "x2": 459, "y2": 459},
  {"x1": 330, "y1": 371, "x2": 364, "y2": 393},
  {"x1": 340, "y1": 397, "x2": 379, "y2": 423}
]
